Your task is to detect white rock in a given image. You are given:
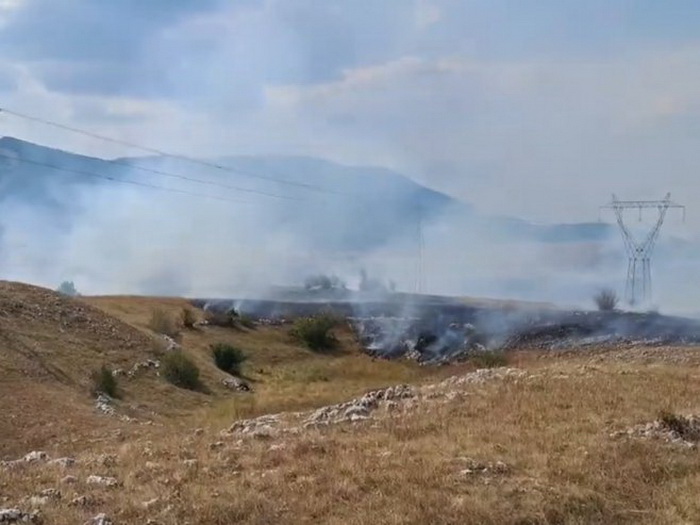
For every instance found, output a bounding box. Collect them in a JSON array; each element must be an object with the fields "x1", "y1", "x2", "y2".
[
  {"x1": 22, "y1": 451, "x2": 48, "y2": 463},
  {"x1": 84, "y1": 514, "x2": 113, "y2": 525},
  {"x1": 86, "y1": 475, "x2": 120, "y2": 488},
  {"x1": 0, "y1": 508, "x2": 39, "y2": 523},
  {"x1": 142, "y1": 498, "x2": 160, "y2": 510},
  {"x1": 49, "y1": 457, "x2": 75, "y2": 468}
]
